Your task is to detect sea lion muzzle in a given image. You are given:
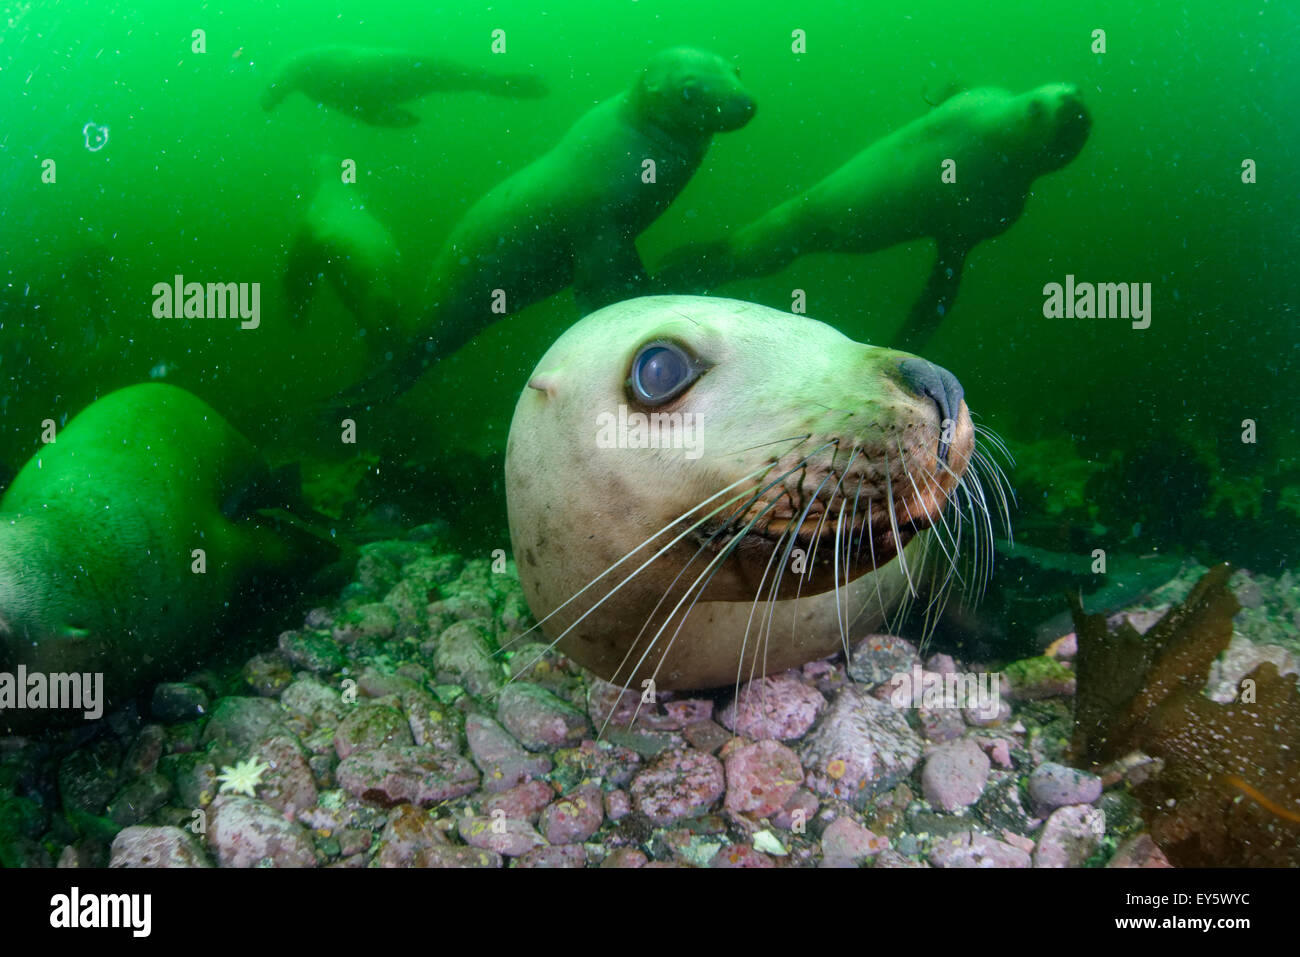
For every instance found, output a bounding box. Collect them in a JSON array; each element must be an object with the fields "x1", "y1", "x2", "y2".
[{"x1": 897, "y1": 357, "x2": 966, "y2": 463}]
